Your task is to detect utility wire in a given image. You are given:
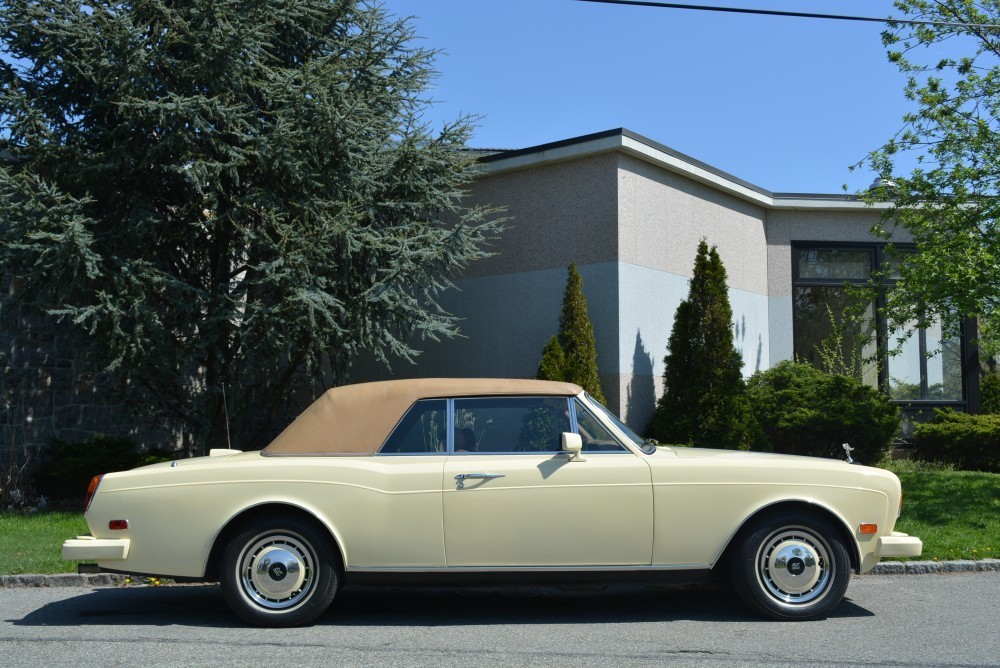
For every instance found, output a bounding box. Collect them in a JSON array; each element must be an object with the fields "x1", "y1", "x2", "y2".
[{"x1": 574, "y1": 0, "x2": 1000, "y2": 30}]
